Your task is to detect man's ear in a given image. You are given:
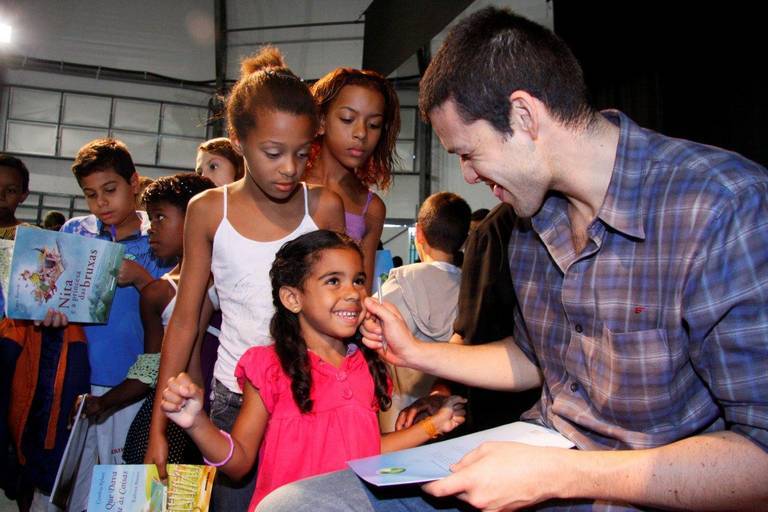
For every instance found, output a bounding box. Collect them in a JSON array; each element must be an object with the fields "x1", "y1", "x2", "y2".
[
  {"x1": 508, "y1": 90, "x2": 539, "y2": 140},
  {"x1": 279, "y1": 285, "x2": 302, "y2": 313}
]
